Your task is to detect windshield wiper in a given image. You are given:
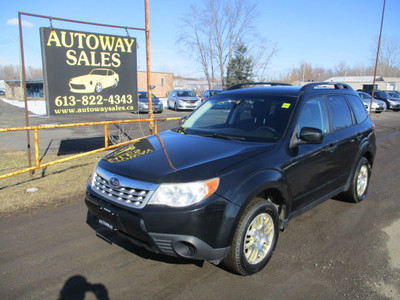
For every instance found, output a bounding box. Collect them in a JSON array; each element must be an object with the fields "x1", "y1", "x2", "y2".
[{"x1": 199, "y1": 133, "x2": 245, "y2": 141}]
